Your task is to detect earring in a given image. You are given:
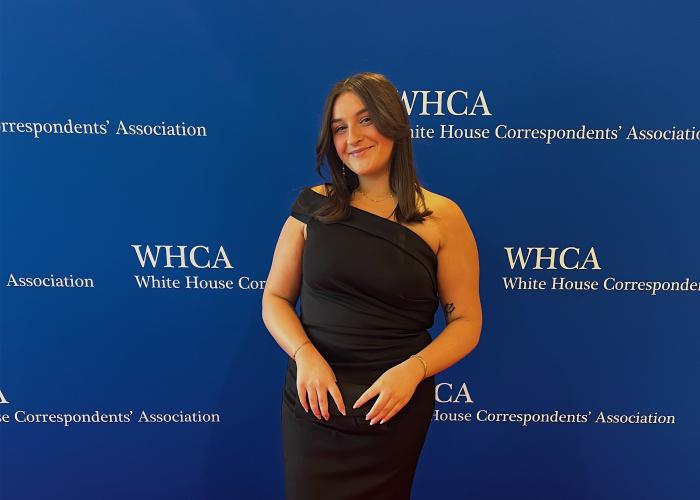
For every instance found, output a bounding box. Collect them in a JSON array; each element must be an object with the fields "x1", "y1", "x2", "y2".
[{"x1": 342, "y1": 164, "x2": 346, "y2": 175}]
